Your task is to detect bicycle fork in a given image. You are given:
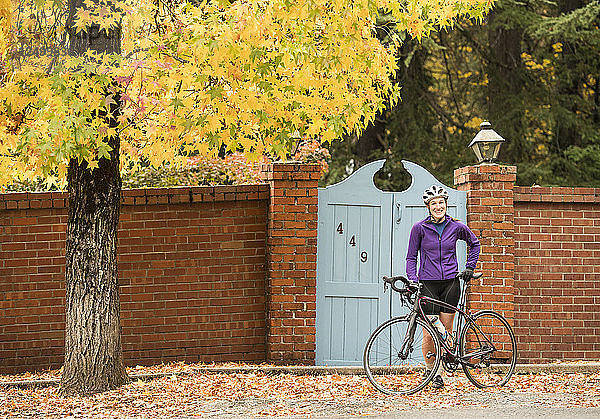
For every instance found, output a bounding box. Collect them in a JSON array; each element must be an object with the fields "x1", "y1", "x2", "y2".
[{"x1": 398, "y1": 311, "x2": 419, "y2": 360}]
